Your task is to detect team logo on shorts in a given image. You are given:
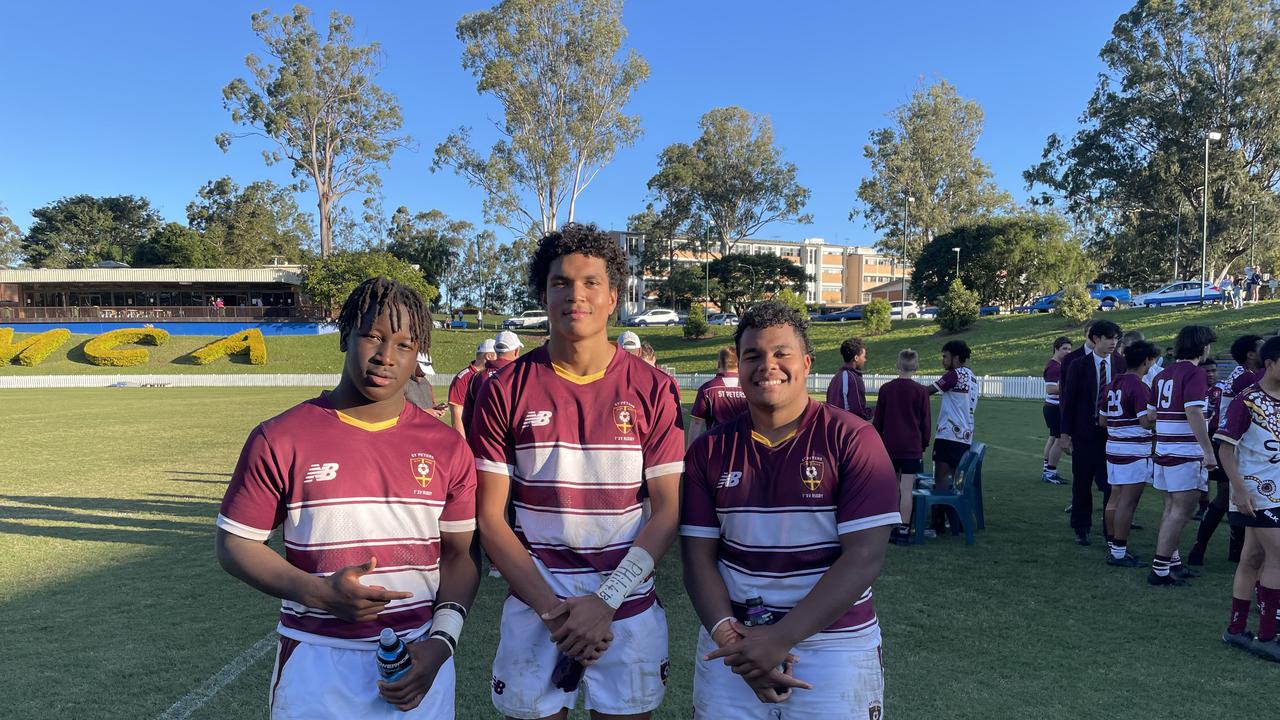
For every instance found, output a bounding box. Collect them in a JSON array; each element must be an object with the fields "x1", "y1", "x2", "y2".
[
  {"x1": 868, "y1": 702, "x2": 883, "y2": 720},
  {"x1": 491, "y1": 677, "x2": 505, "y2": 695},
  {"x1": 613, "y1": 401, "x2": 637, "y2": 435},
  {"x1": 410, "y1": 453, "x2": 436, "y2": 488},
  {"x1": 800, "y1": 456, "x2": 826, "y2": 491}
]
